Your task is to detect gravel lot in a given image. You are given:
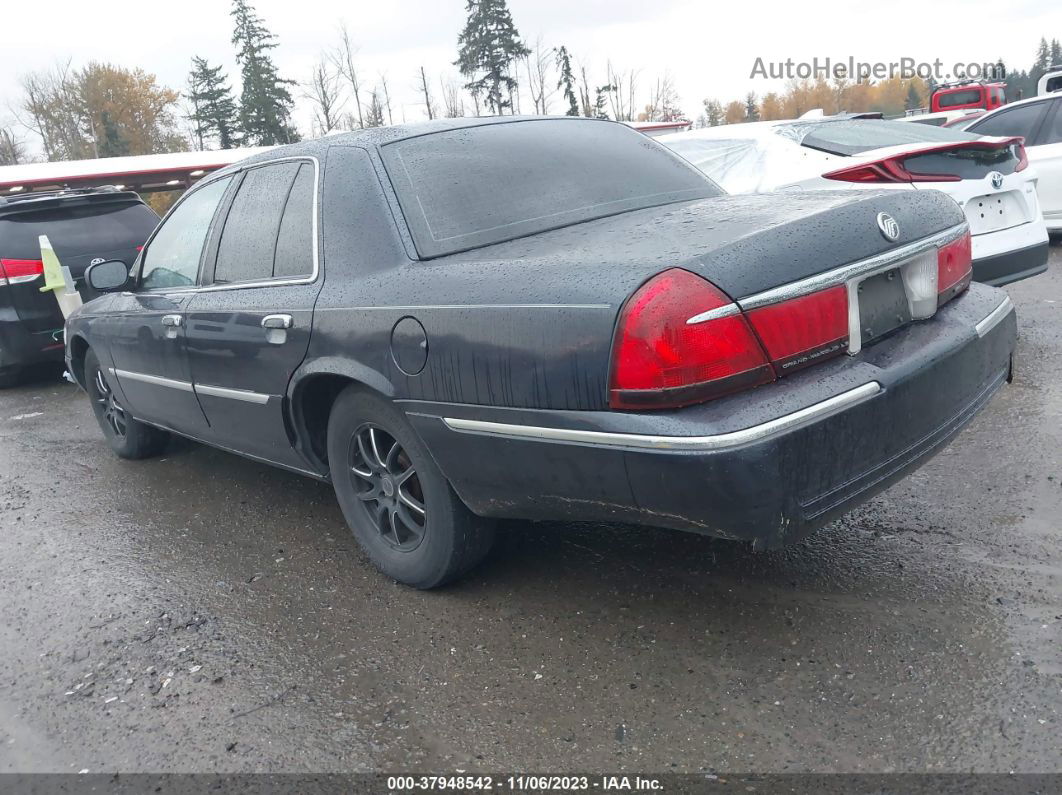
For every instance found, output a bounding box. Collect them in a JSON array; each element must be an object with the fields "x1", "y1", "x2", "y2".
[{"x1": 1, "y1": 244, "x2": 1060, "y2": 774}]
